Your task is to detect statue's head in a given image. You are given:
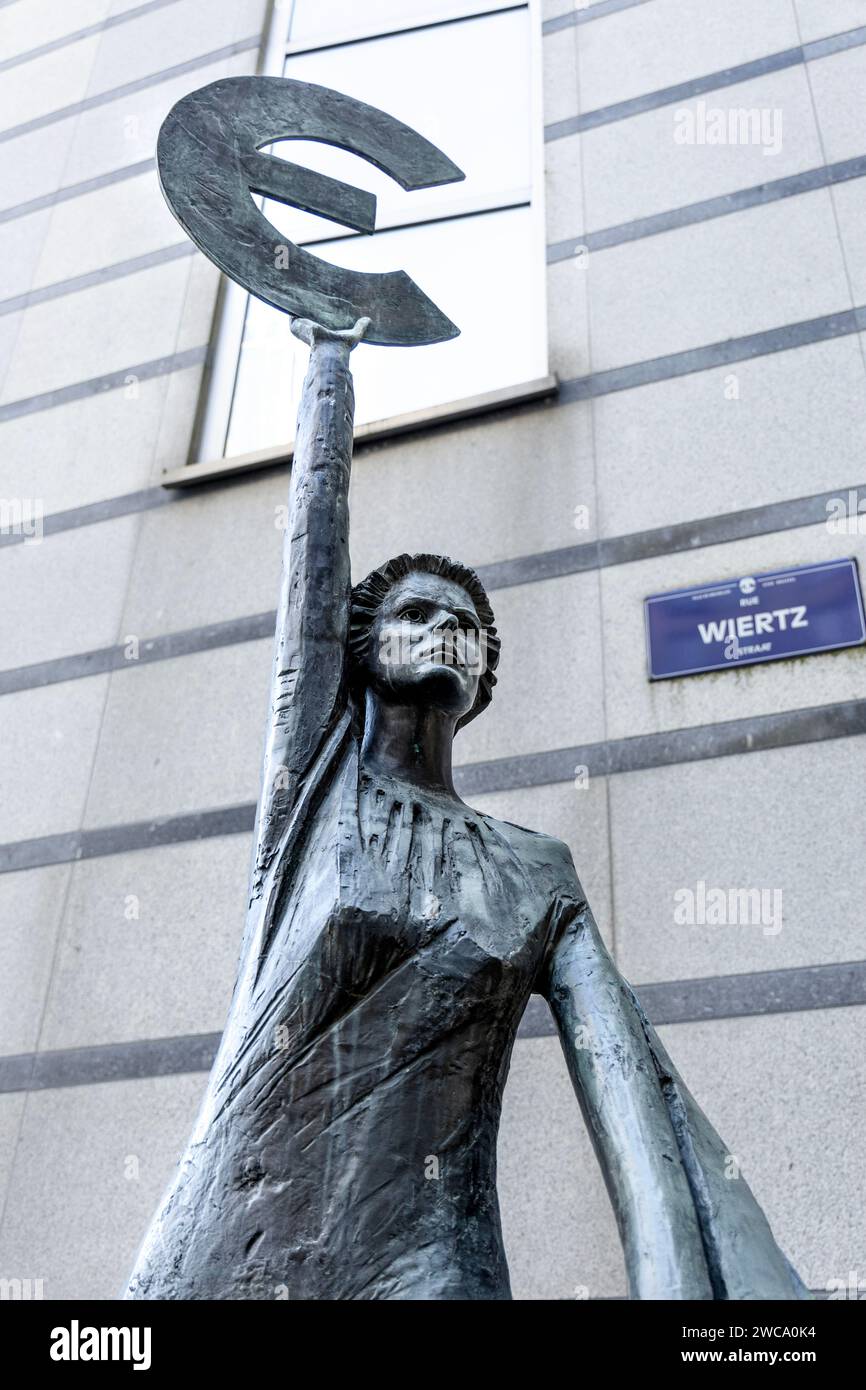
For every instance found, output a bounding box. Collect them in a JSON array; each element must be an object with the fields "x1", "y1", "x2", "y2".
[{"x1": 349, "y1": 553, "x2": 500, "y2": 730}]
